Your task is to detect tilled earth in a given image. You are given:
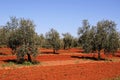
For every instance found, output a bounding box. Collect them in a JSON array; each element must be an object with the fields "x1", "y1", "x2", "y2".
[
  {"x1": 0, "y1": 61, "x2": 120, "y2": 80},
  {"x1": 0, "y1": 48, "x2": 120, "y2": 80}
]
